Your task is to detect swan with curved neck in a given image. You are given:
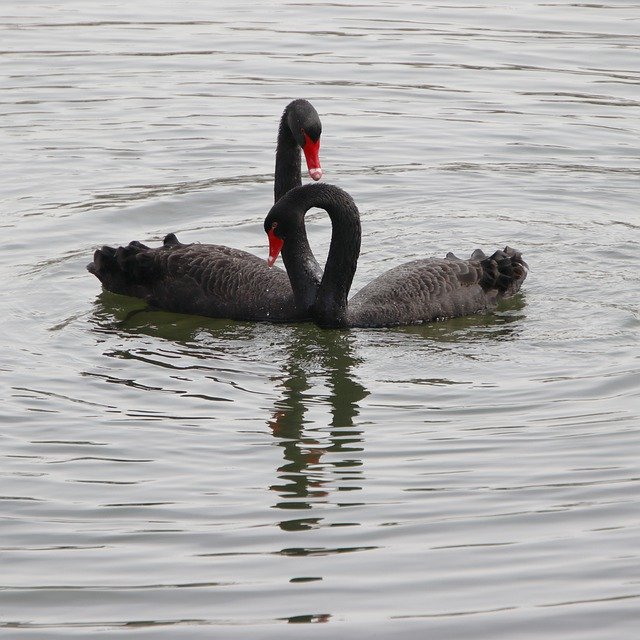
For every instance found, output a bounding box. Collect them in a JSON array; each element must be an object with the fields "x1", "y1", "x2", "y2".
[
  {"x1": 88, "y1": 99, "x2": 324, "y2": 321},
  {"x1": 265, "y1": 183, "x2": 528, "y2": 329}
]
